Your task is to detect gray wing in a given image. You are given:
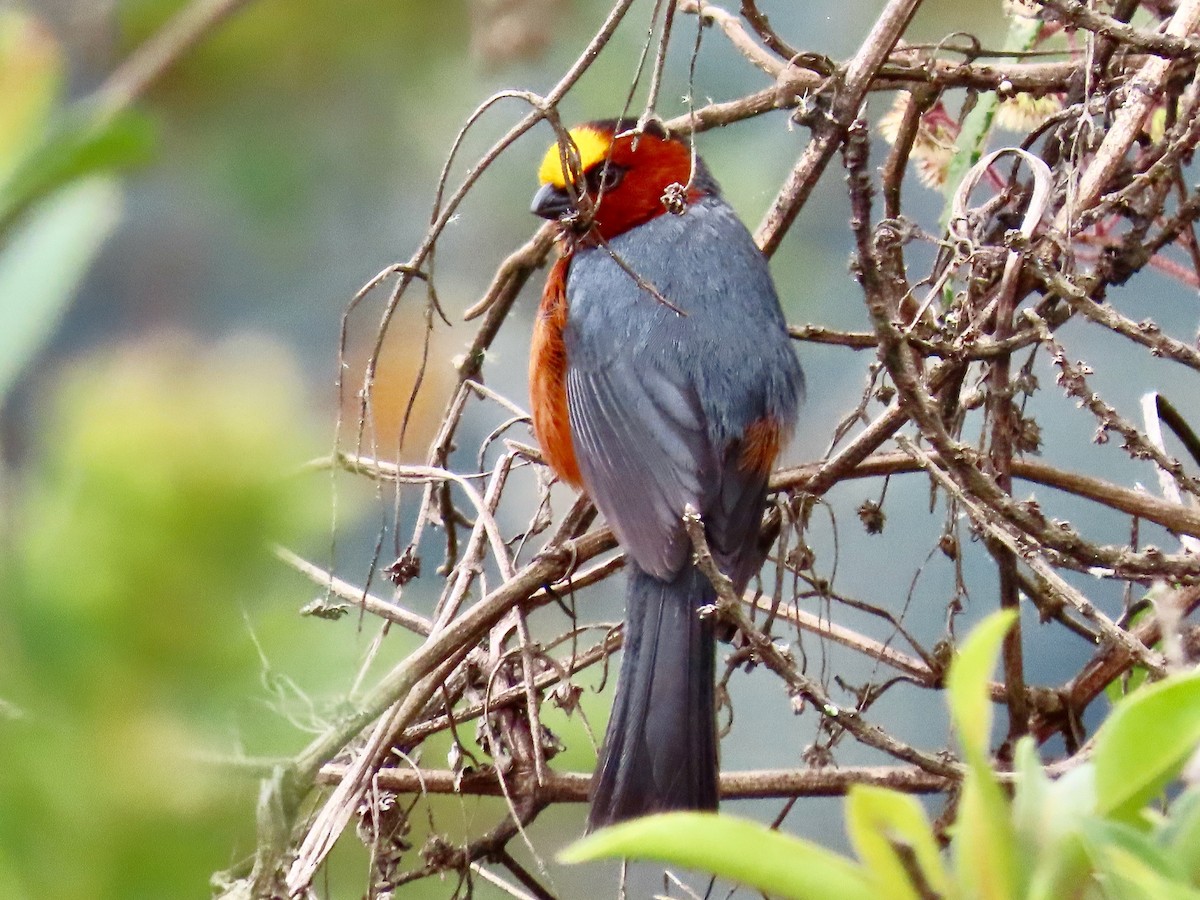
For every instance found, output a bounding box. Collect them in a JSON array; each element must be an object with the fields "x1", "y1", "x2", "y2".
[{"x1": 567, "y1": 361, "x2": 716, "y2": 580}]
